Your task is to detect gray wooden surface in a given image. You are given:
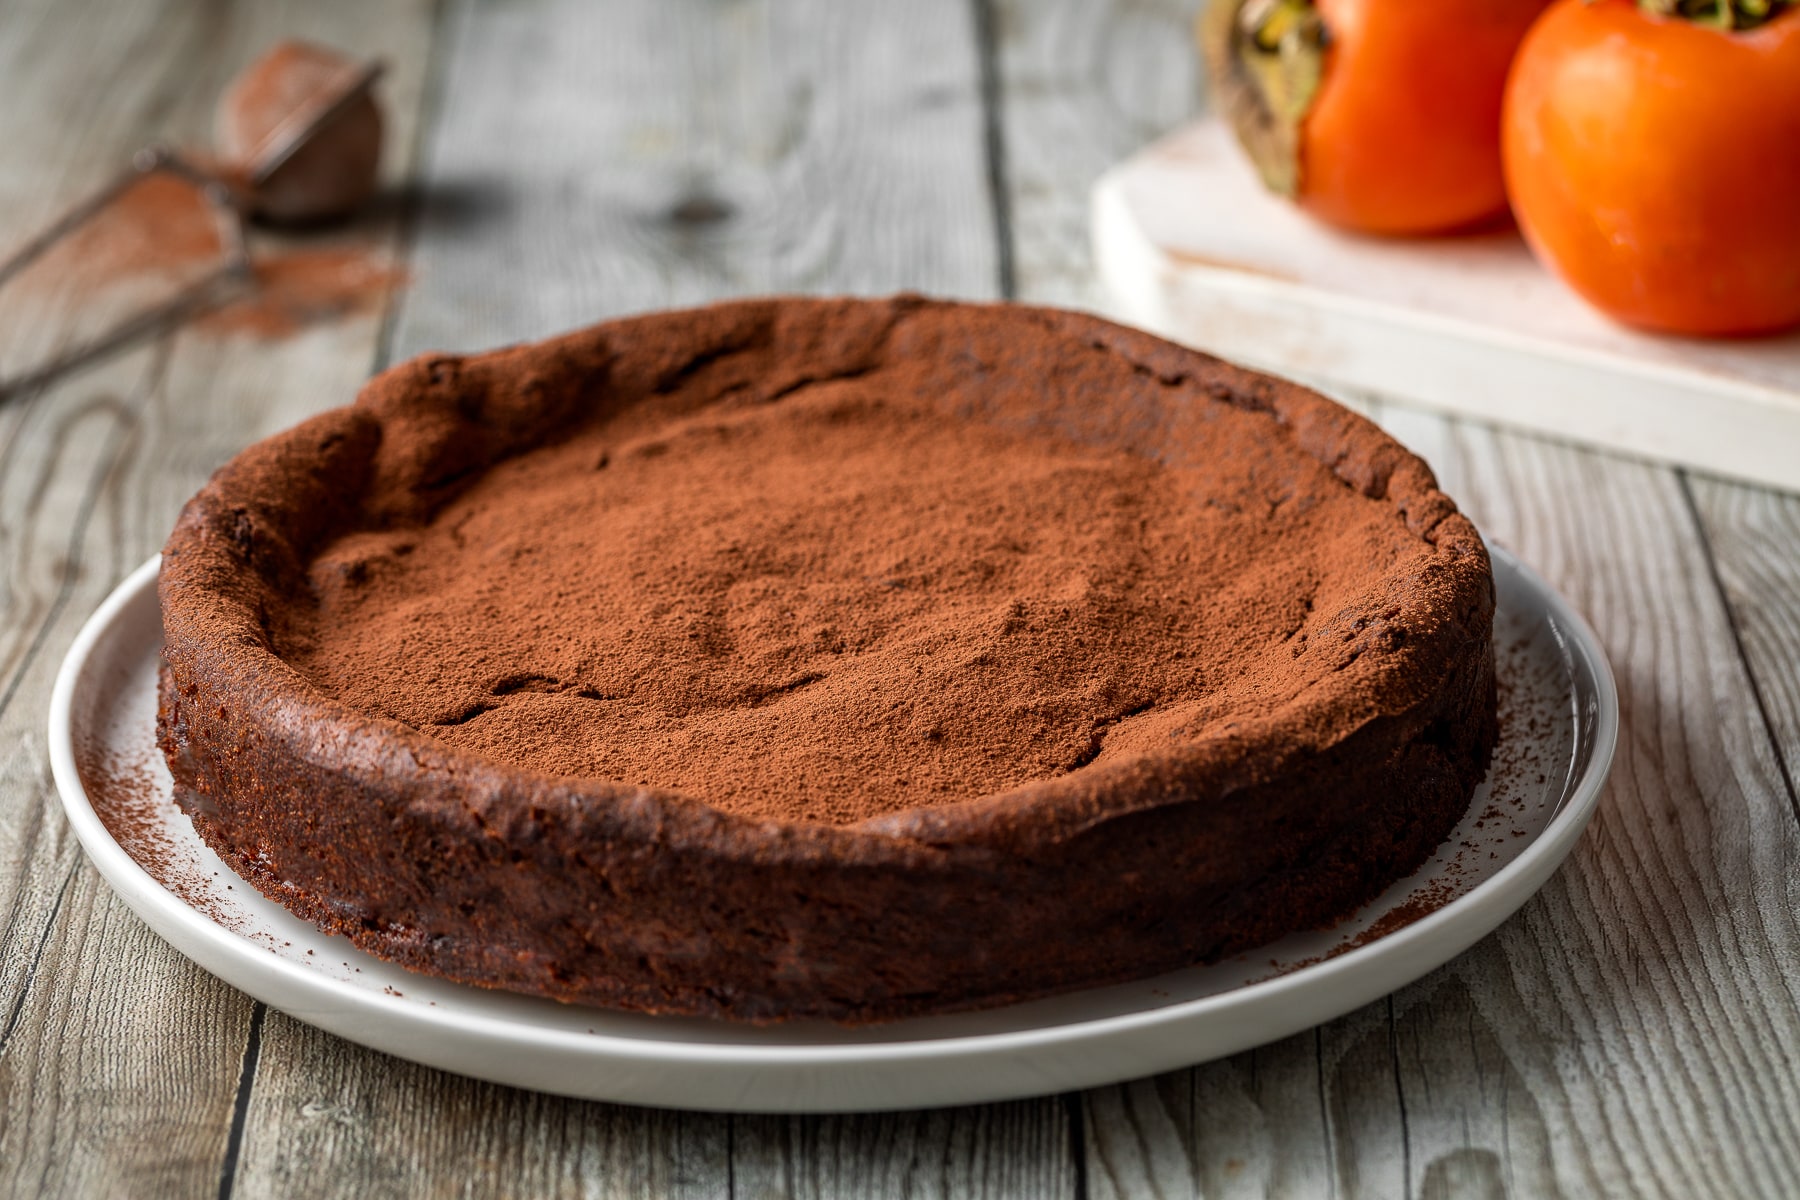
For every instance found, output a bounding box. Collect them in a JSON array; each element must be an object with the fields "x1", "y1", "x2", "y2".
[{"x1": 2, "y1": 0, "x2": 1797, "y2": 1196}]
